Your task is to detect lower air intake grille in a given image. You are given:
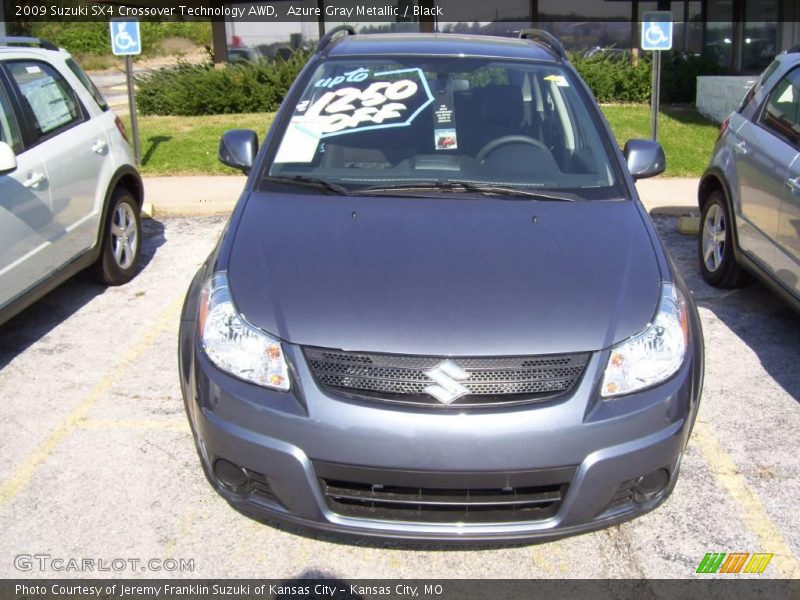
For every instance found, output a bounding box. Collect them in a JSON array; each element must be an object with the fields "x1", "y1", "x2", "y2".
[
  {"x1": 607, "y1": 478, "x2": 638, "y2": 510},
  {"x1": 304, "y1": 347, "x2": 589, "y2": 407},
  {"x1": 245, "y1": 470, "x2": 281, "y2": 505},
  {"x1": 316, "y1": 462, "x2": 575, "y2": 524}
]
